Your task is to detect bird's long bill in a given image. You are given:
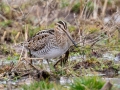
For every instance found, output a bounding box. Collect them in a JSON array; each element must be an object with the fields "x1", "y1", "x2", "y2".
[{"x1": 63, "y1": 29, "x2": 77, "y2": 47}]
